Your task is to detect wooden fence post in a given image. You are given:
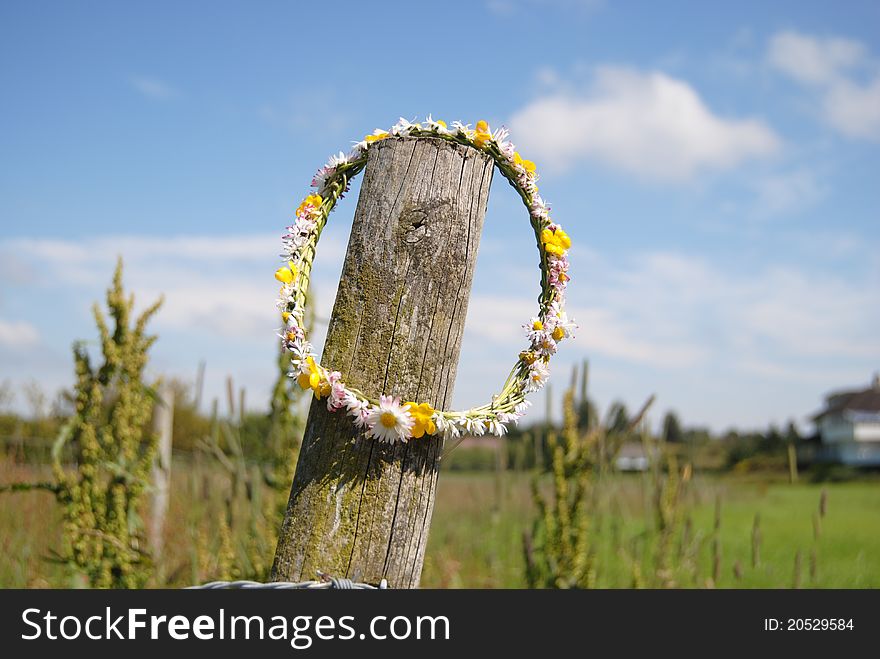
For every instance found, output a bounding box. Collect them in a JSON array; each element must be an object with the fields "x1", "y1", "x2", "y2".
[
  {"x1": 149, "y1": 381, "x2": 174, "y2": 565},
  {"x1": 271, "y1": 136, "x2": 494, "y2": 587}
]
